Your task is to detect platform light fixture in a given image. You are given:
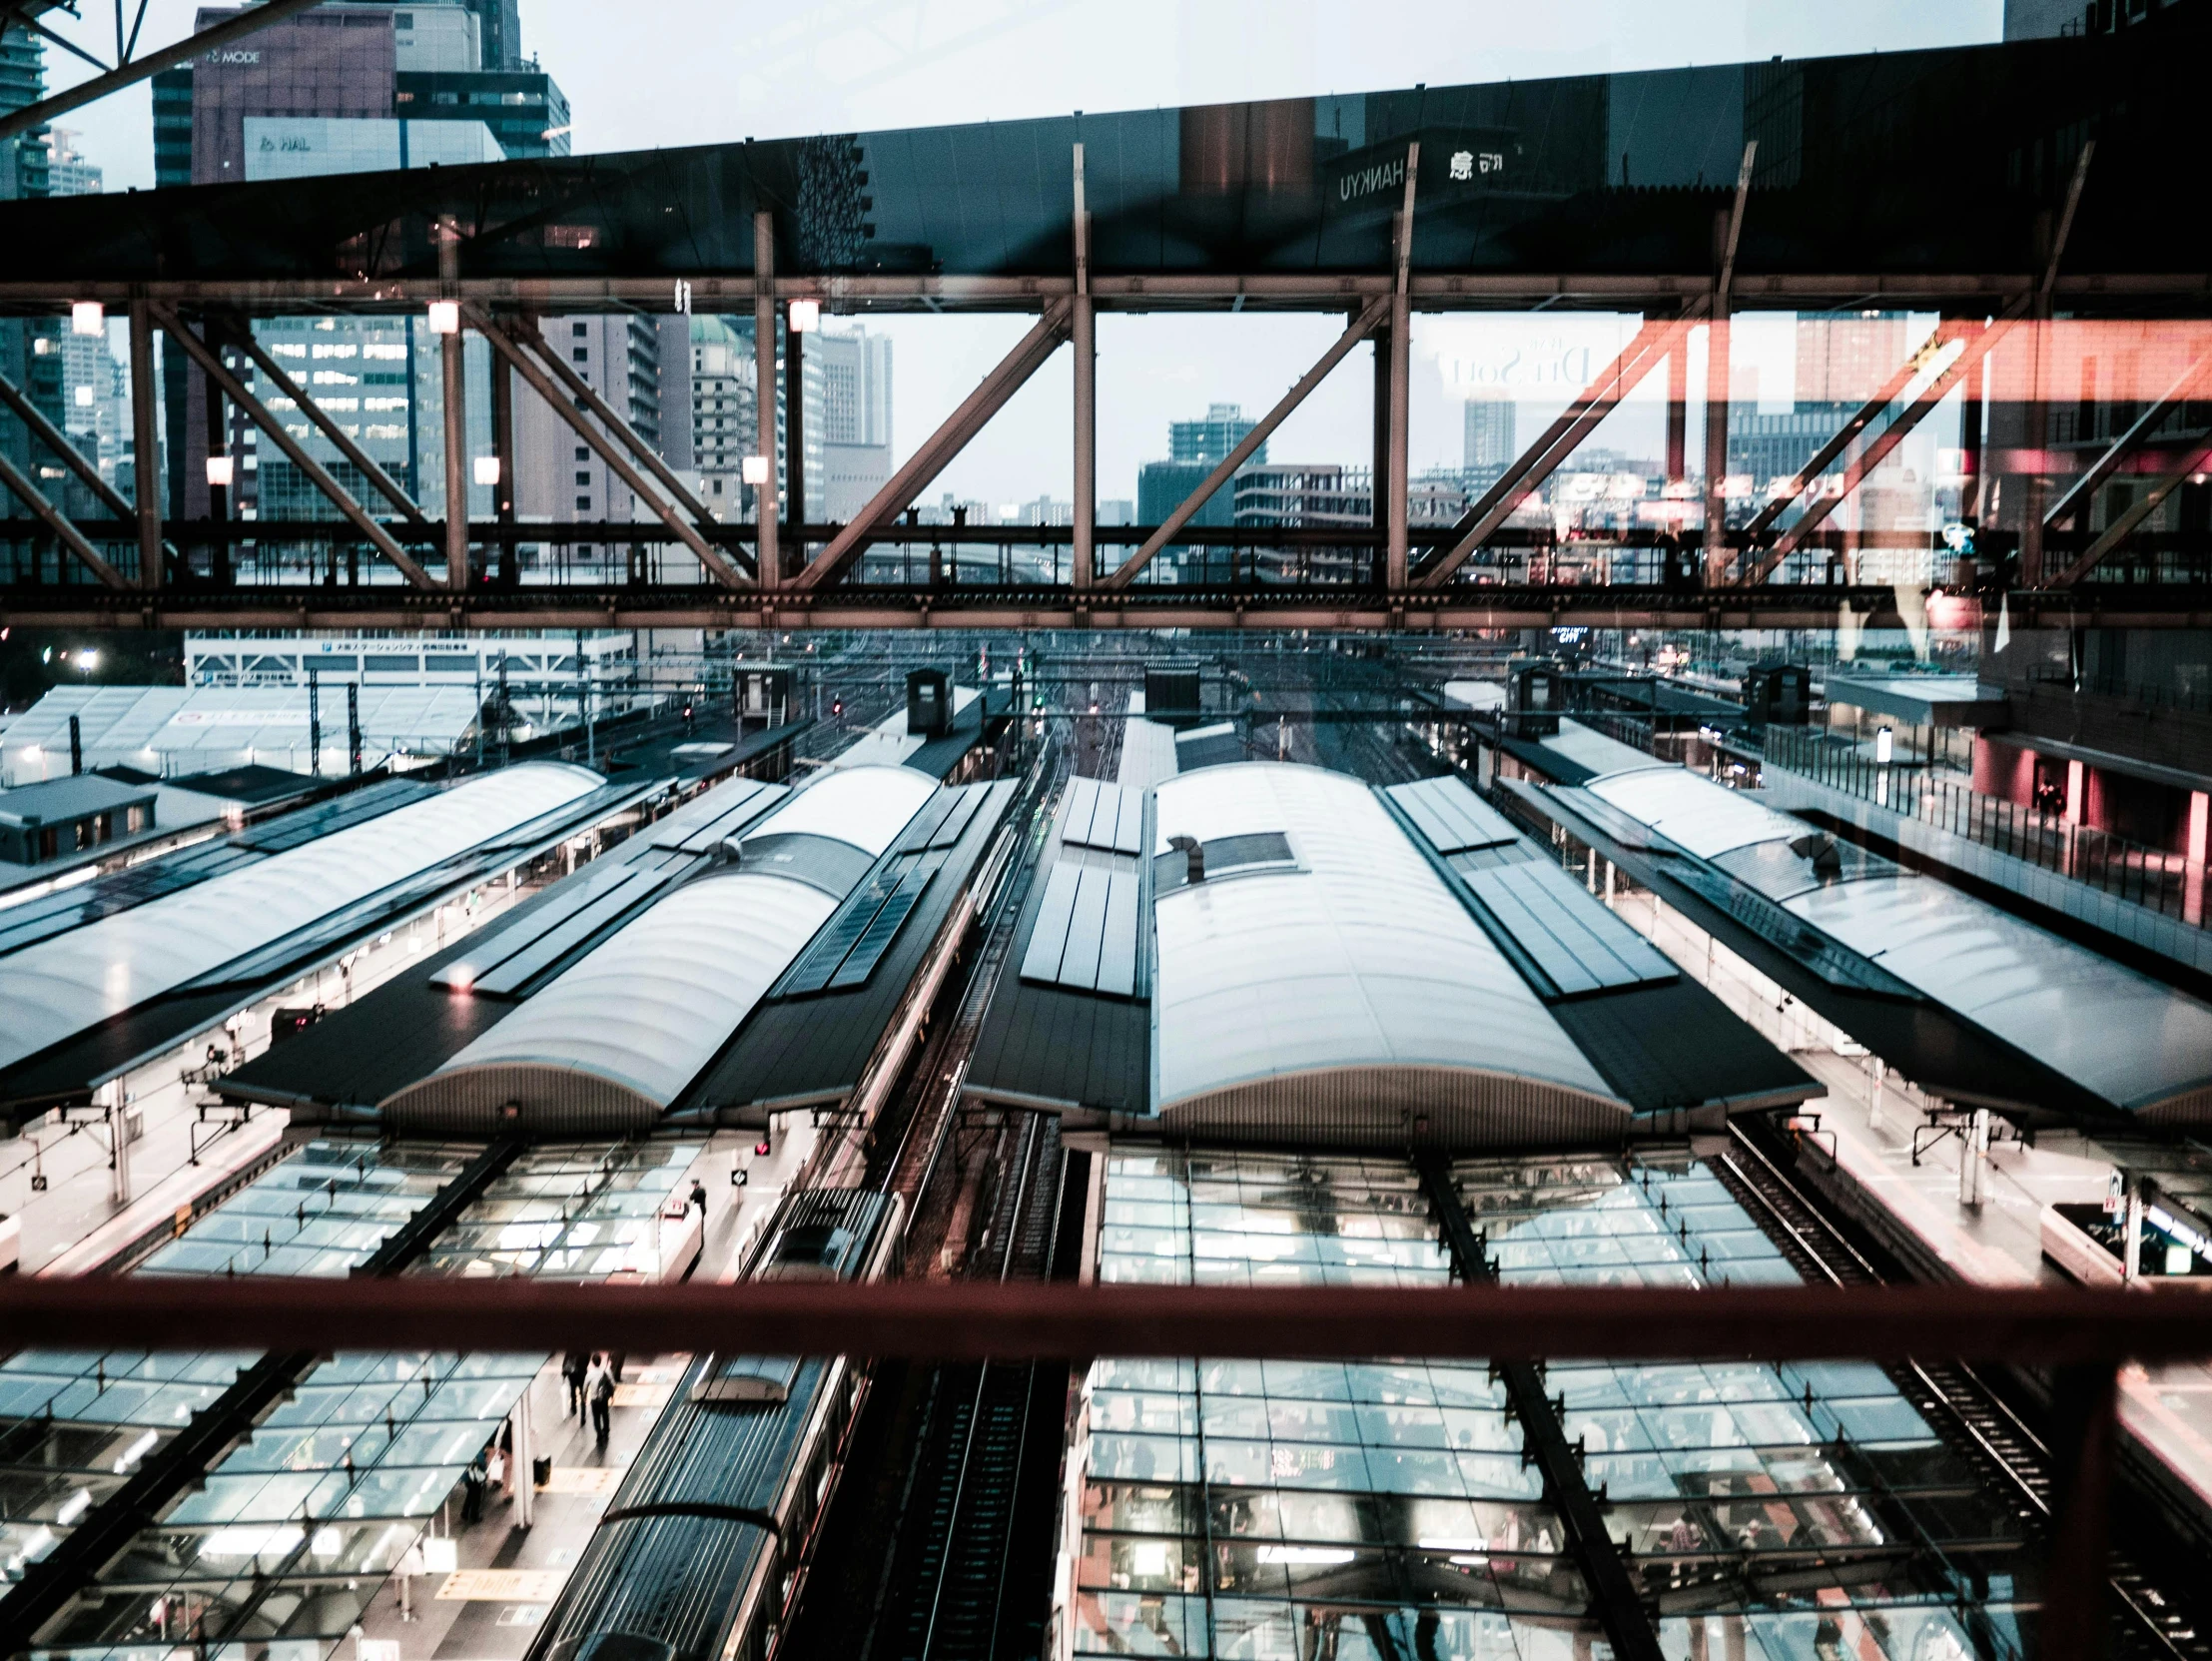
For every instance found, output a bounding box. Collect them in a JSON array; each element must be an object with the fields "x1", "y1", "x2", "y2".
[
  {"x1": 70, "y1": 302, "x2": 104, "y2": 336},
  {"x1": 426, "y1": 301, "x2": 460, "y2": 335},
  {"x1": 206, "y1": 455, "x2": 235, "y2": 487},
  {"x1": 472, "y1": 455, "x2": 502, "y2": 485},
  {"x1": 742, "y1": 455, "x2": 769, "y2": 485},
  {"x1": 787, "y1": 299, "x2": 820, "y2": 334}
]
